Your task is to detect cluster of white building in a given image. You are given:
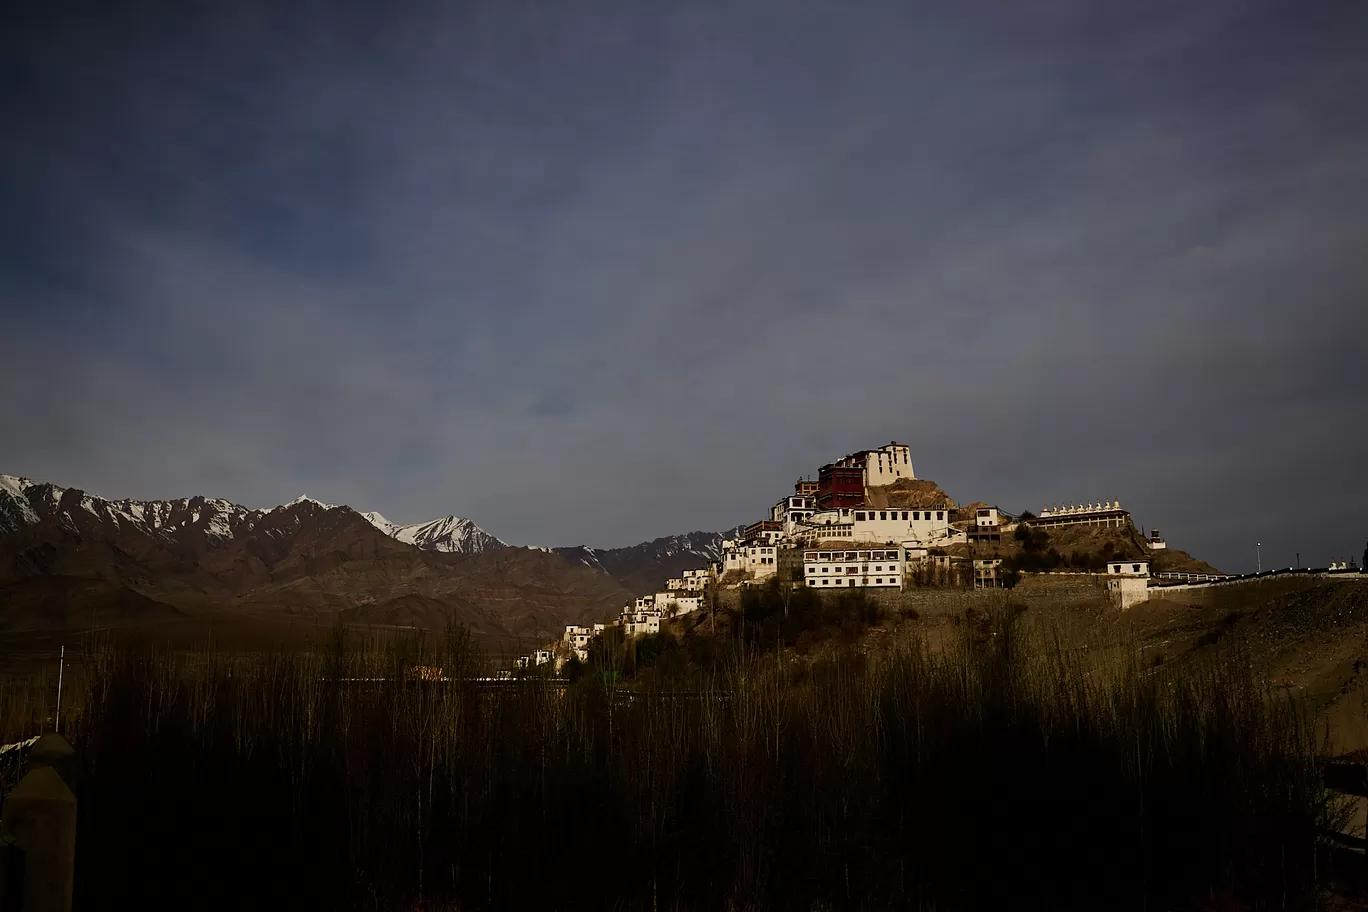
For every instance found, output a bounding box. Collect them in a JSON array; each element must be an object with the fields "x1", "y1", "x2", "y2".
[
  {"x1": 526, "y1": 440, "x2": 1183, "y2": 667},
  {"x1": 555, "y1": 586, "x2": 707, "y2": 664},
  {"x1": 713, "y1": 442, "x2": 968, "y2": 591}
]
